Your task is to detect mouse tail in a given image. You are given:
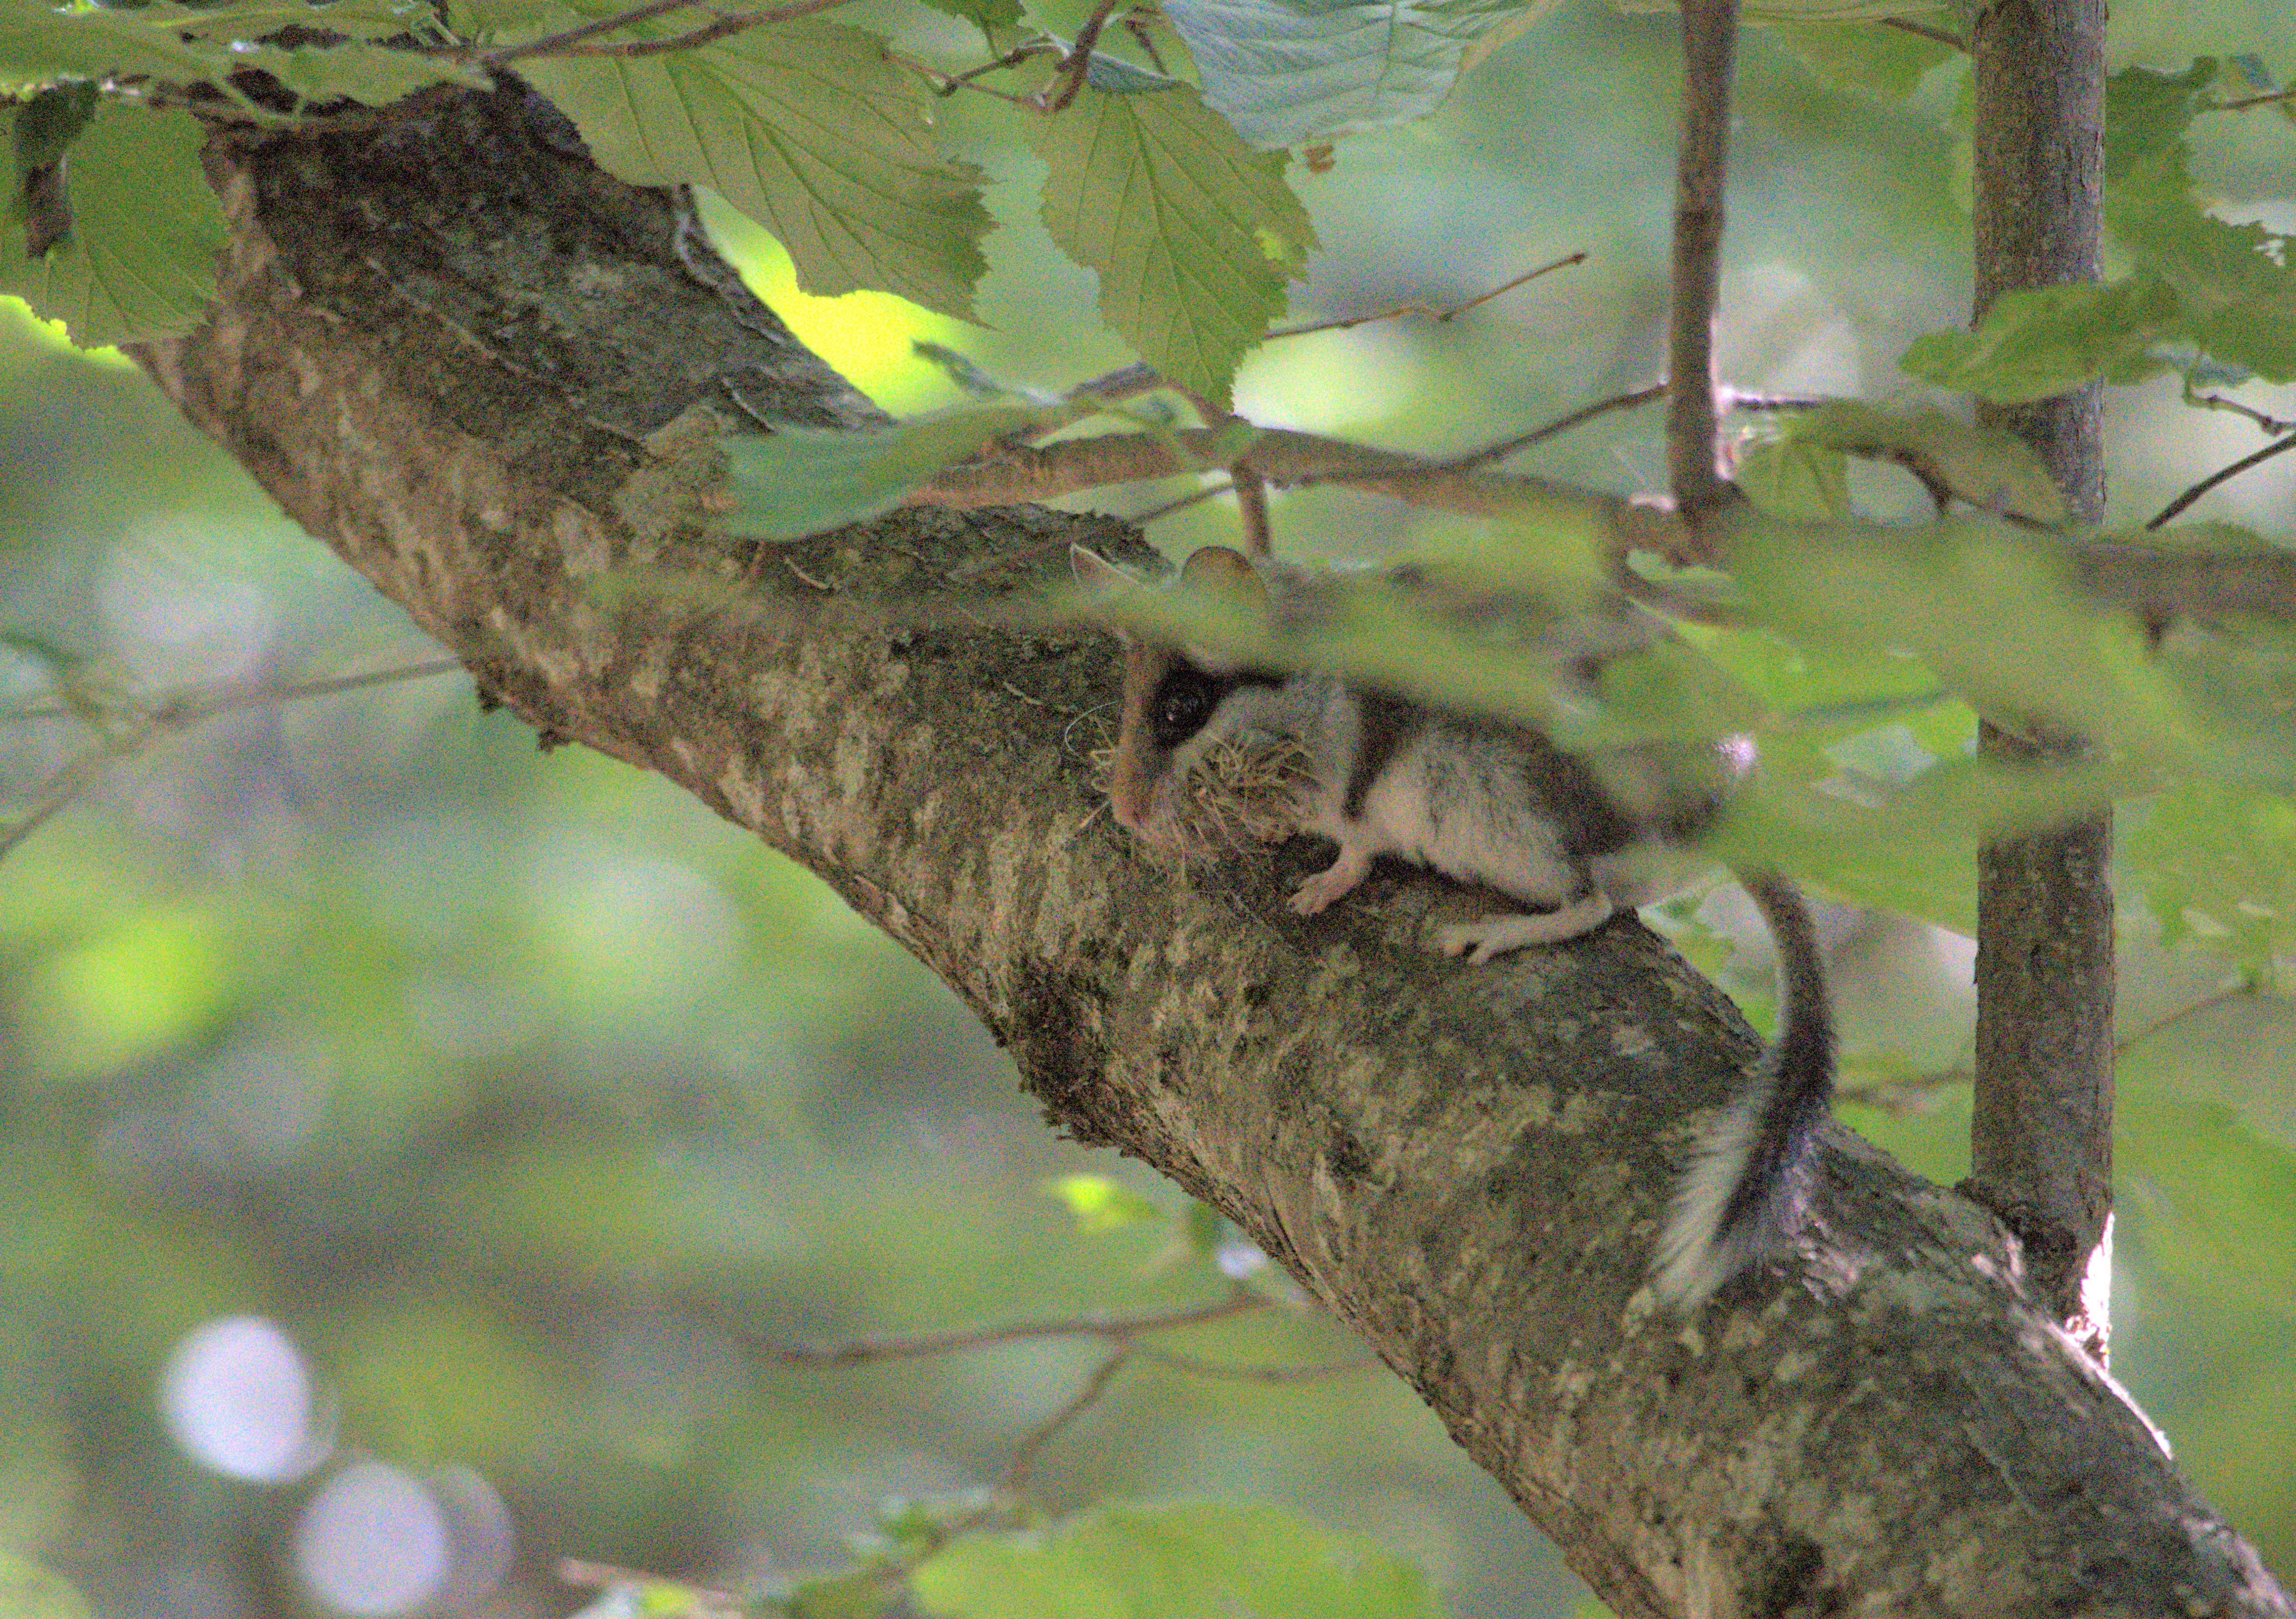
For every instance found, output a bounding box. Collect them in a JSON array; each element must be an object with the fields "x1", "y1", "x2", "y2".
[{"x1": 1652, "y1": 870, "x2": 1836, "y2": 1306}]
